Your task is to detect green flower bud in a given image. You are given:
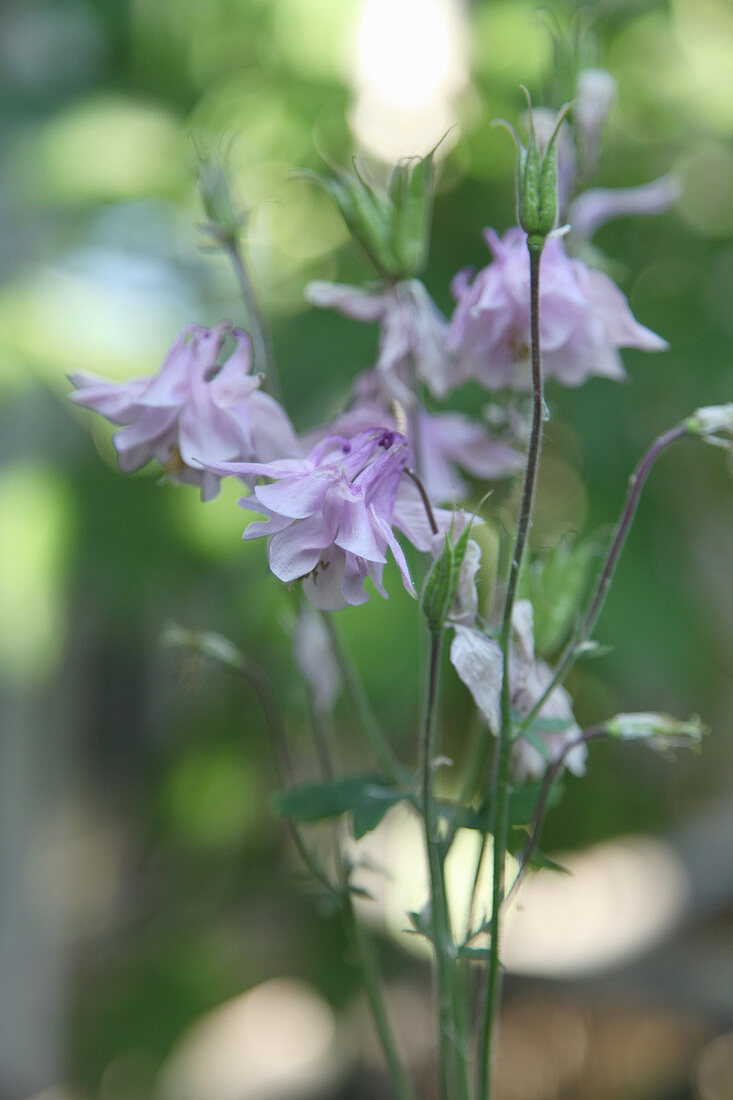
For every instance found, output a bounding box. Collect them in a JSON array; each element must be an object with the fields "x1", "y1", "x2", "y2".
[
  {"x1": 422, "y1": 520, "x2": 473, "y2": 632},
  {"x1": 303, "y1": 149, "x2": 436, "y2": 279},
  {"x1": 194, "y1": 143, "x2": 248, "y2": 246},
  {"x1": 494, "y1": 88, "x2": 572, "y2": 249}
]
